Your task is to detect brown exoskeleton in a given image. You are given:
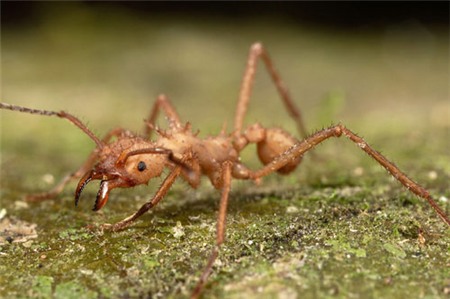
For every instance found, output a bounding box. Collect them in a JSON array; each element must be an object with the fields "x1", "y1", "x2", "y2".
[{"x1": 1, "y1": 43, "x2": 449, "y2": 299}]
